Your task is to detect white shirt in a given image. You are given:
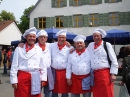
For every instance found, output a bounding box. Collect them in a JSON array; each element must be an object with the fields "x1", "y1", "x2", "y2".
[
  {"x1": 87, "y1": 41, "x2": 118, "y2": 74},
  {"x1": 51, "y1": 42, "x2": 73, "y2": 70},
  {"x1": 10, "y1": 44, "x2": 47, "y2": 84},
  {"x1": 36, "y1": 43, "x2": 51, "y2": 68},
  {"x1": 66, "y1": 49, "x2": 91, "y2": 79}
]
